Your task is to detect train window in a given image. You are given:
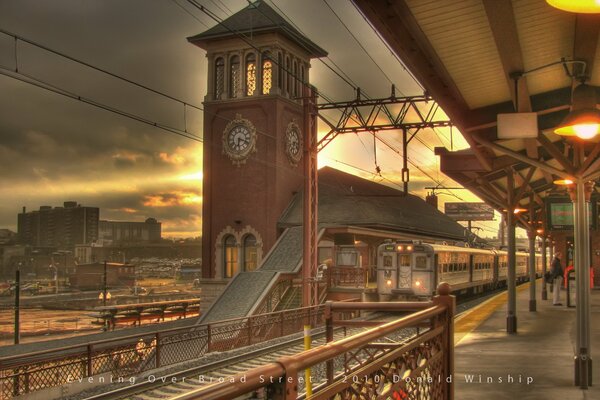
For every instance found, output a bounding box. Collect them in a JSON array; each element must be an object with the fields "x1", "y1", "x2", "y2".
[
  {"x1": 415, "y1": 256, "x2": 427, "y2": 269},
  {"x1": 383, "y1": 255, "x2": 392, "y2": 267},
  {"x1": 399, "y1": 255, "x2": 411, "y2": 267}
]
